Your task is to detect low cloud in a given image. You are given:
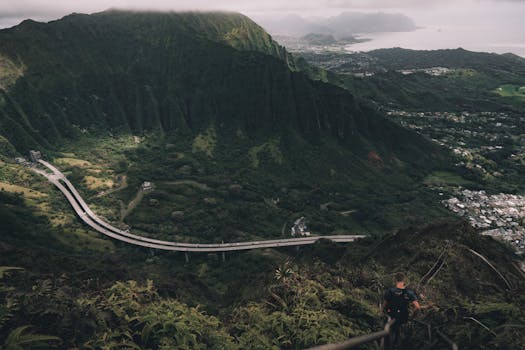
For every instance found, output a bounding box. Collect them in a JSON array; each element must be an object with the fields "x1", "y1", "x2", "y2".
[{"x1": 0, "y1": 0, "x2": 523, "y2": 28}]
